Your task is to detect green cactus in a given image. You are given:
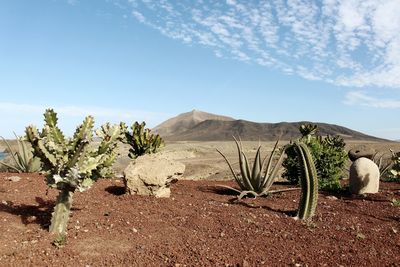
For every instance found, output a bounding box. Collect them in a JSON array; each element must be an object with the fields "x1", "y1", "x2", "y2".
[
  {"x1": 123, "y1": 121, "x2": 164, "y2": 159},
  {"x1": 25, "y1": 109, "x2": 124, "y2": 236},
  {"x1": 388, "y1": 150, "x2": 400, "y2": 181},
  {"x1": 217, "y1": 137, "x2": 297, "y2": 199},
  {"x1": 299, "y1": 123, "x2": 318, "y2": 143},
  {"x1": 291, "y1": 142, "x2": 318, "y2": 220},
  {"x1": 0, "y1": 133, "x2": 41, "y2": 173}
]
